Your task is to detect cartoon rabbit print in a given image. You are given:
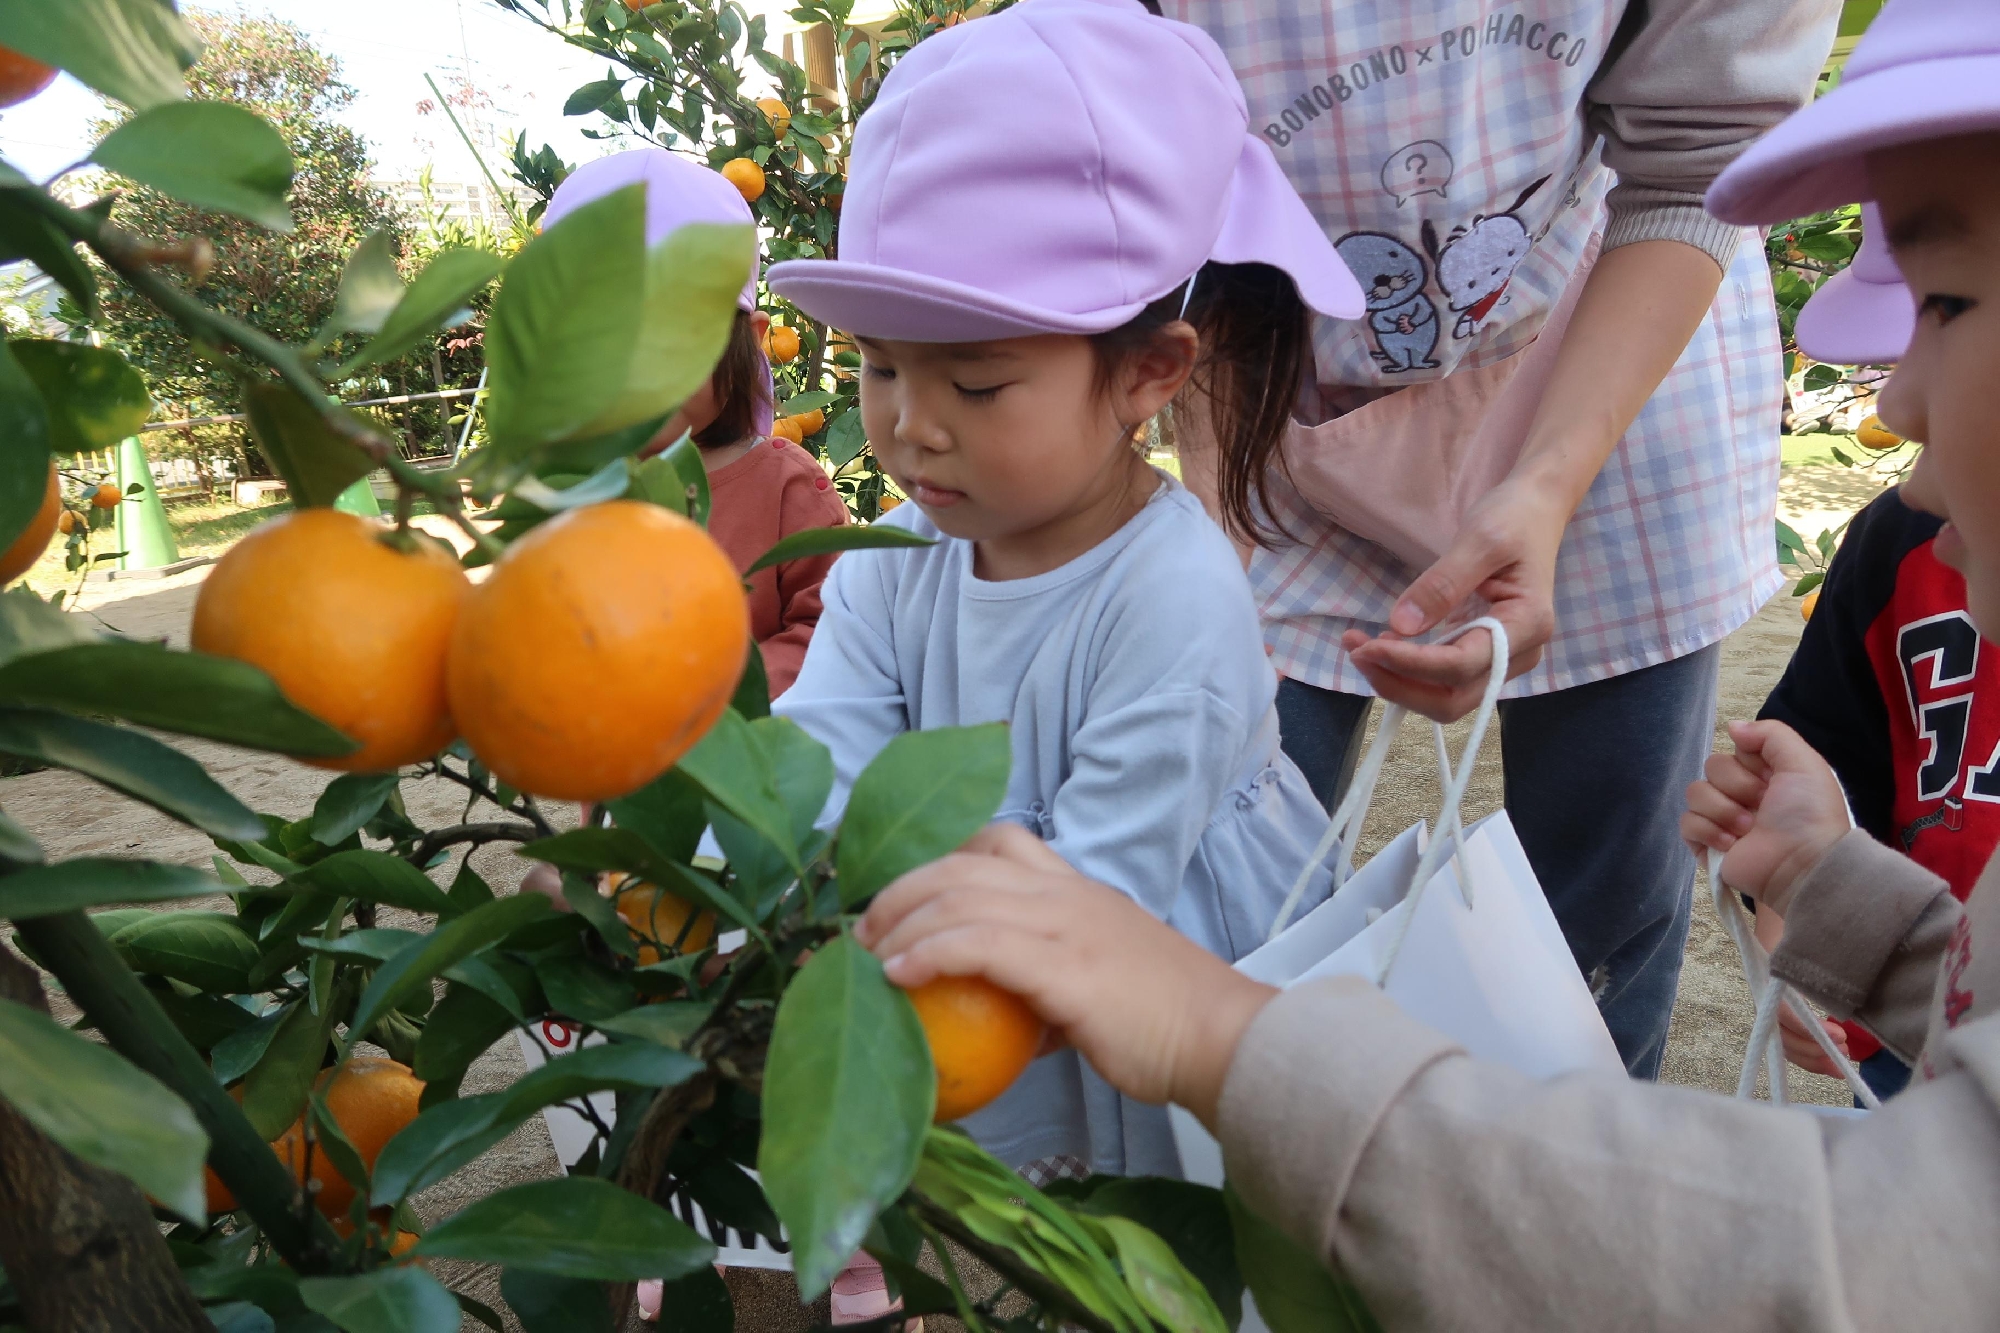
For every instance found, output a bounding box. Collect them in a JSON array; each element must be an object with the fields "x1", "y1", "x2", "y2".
[
  {"x1": 1424, "y1": 176, "x2": 1550, "y2": 340},
  {"x1": 1333, "y1": 231, "x2": 1441, "y2": 372}
]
